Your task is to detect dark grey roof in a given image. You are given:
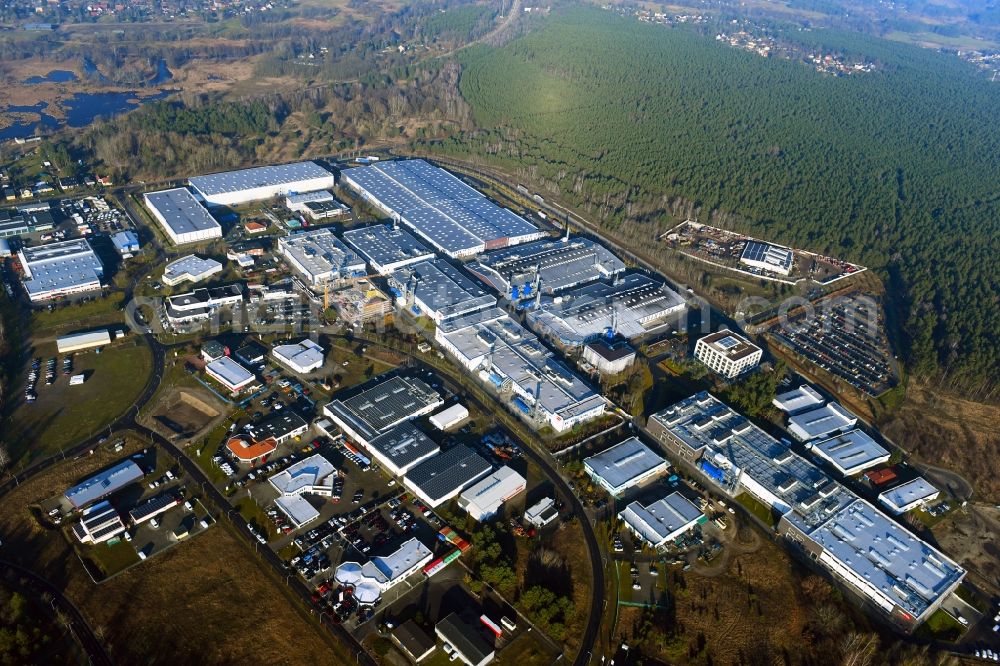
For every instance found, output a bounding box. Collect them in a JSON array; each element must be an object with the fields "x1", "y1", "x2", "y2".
[
  {"x1": 144, "y1": 188, "x2": 221, "y2": 236},
  {"x1": 368, "y1": 422, "x2": 440, "y2": 470},
  {"x1": 327, "y1": 376, "x2": 441, "y2": 441},
  {"x1": 405, "y1": 445, "x2": 492, "y2": 504},
  {"x1": 435, "y1": 613, "x2": 494, "y2": 664},
  {"x1": 247, "y1": 410, "x2": 307, "y2": 441},
  {"x1": 392, "y1": 620, "x2": 436, "y2": 661}
]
